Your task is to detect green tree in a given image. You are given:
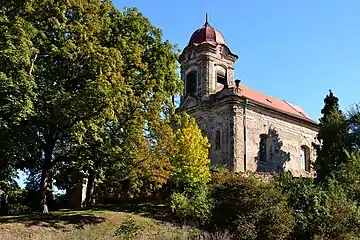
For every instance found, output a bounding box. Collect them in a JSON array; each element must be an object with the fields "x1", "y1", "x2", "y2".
[
  {"x1": 87, "y1": 119, "x2": 174, "y2": 201},
  {"x1": 0, "y1": 0, "x2": 39, "y2": 215},
  {"x1": 336, "y1": 150, "x2": 360, "y2": 201},
  {"x1": 277, "y1": 172, "x2": 360, "y2": 239},
  {"x1": 320, "y1": 90, "x2": 341, "y2": 121},
  {"x1": 314, "y1": 90, "x2": 350, "y2": 183},
  {"x1": 105, "y1": 113, "x2": 211, "y2": 200},
  {"x1": 347, "y1": 103, "x2": 360, "y2": 150},
  {"x1": 0, "y1": 0, "x2": 181, "y2": 212},
  {"x1": 211, "y1": 173, "x2": 295, "y2": 240}
]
